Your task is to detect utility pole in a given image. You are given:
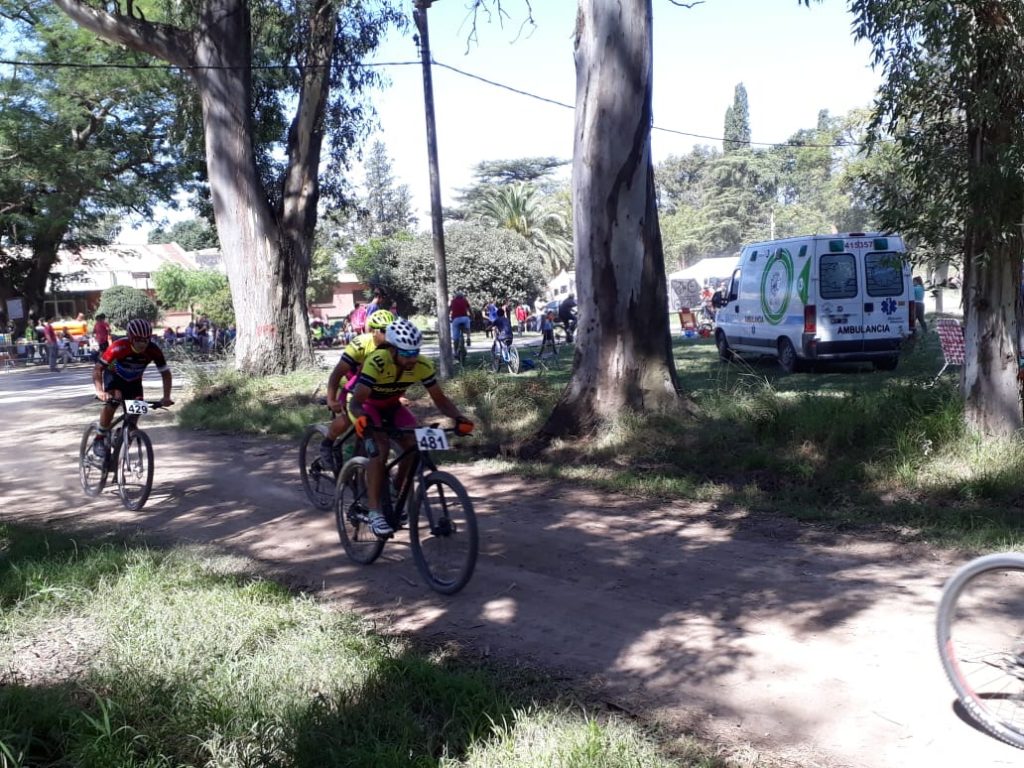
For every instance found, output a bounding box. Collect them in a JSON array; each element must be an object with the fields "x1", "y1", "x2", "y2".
[{"x1": 414, "y1": 0, "x2": 453, "y2": 379}]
